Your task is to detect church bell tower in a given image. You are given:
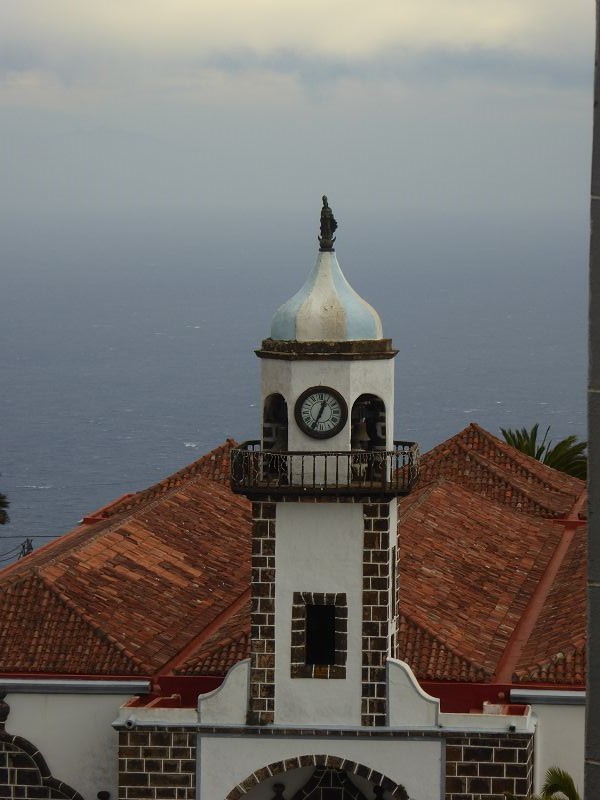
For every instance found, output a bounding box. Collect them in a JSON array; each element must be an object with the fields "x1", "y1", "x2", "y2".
[{"x1": 231, "y1": 198, "x2": 419, "y2": 728}]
